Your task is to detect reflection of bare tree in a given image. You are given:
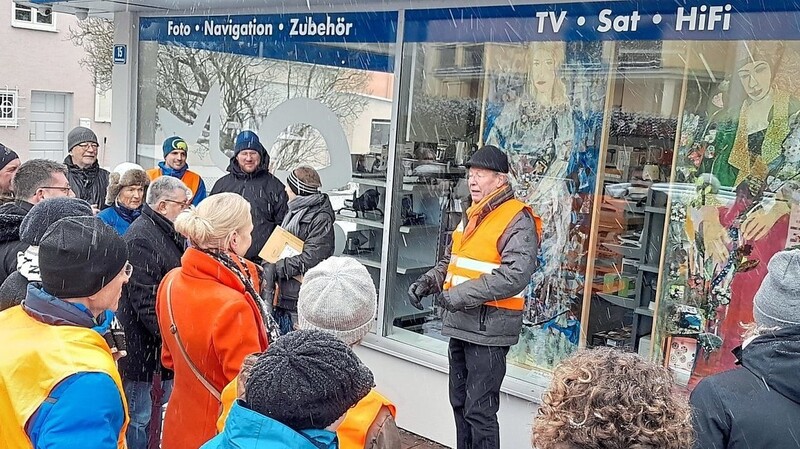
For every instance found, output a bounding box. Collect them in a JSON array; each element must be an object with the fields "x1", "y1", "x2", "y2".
[
  {"x1": 70, "y1": 18, "x2": 371, "y2": 168},
  {"x1": 269, "y1": 65, "x2": 370, "y2": 170},
  {"x1": 156, "y1": 45, "x2": 277, "y2": 156},
  {"x1": 68, "y1": 17, "x2": 114, "y2": 90}
]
